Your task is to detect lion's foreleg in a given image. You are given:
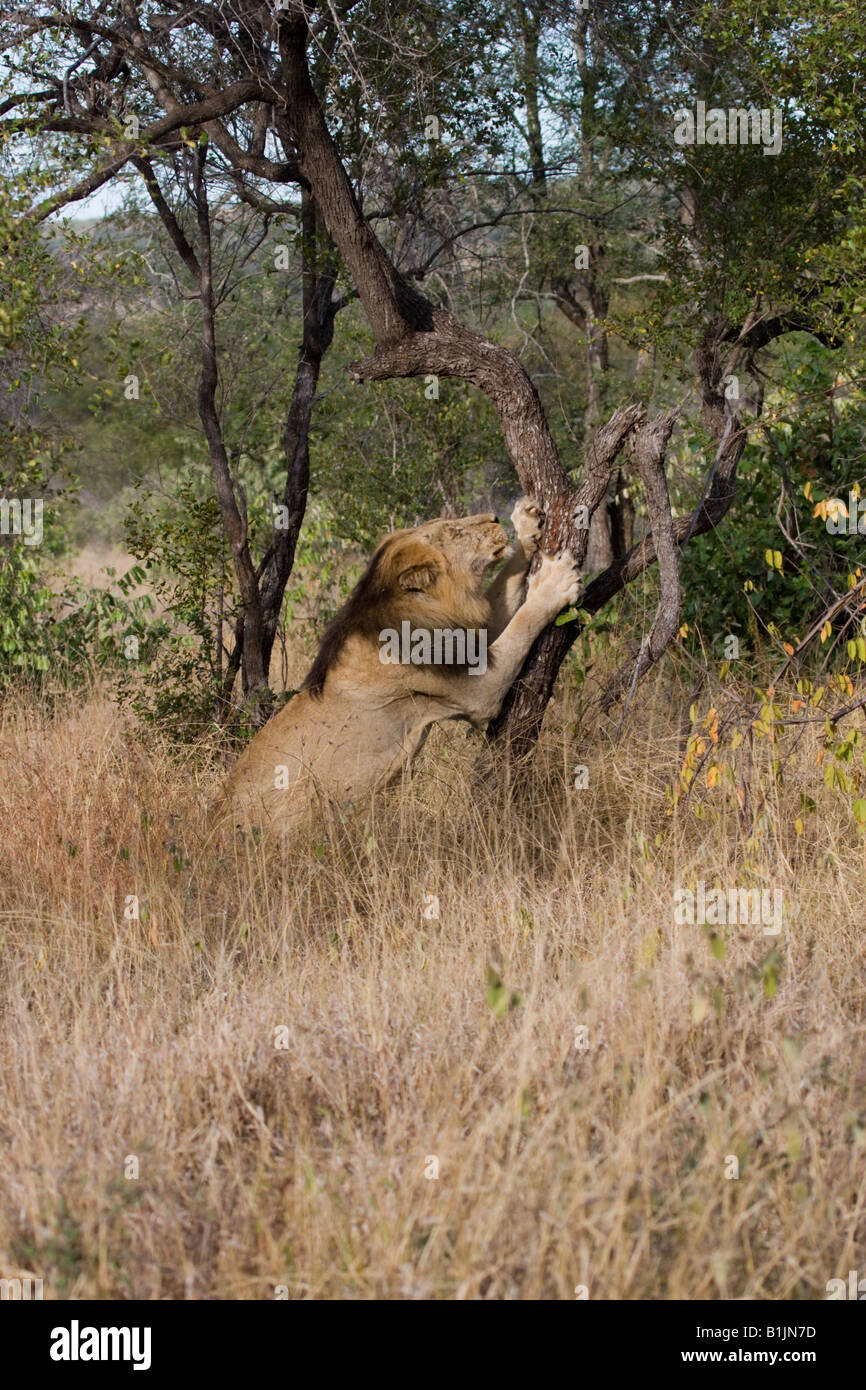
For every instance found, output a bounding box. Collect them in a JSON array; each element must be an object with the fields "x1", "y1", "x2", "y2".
[
  {"x1": 485, "y1": 548, "x2": 532, "y2": 639},
  {"x1": 484, "y1": 498, "x2": 544, "y2": 639},
  {"x1": 462, "y1": 551, "x2": 580, "y2": 724}
]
